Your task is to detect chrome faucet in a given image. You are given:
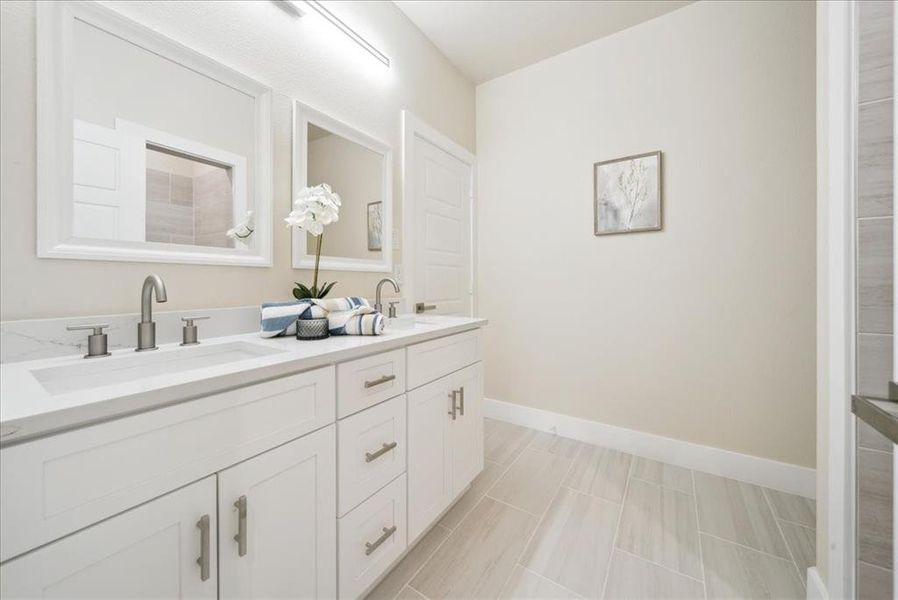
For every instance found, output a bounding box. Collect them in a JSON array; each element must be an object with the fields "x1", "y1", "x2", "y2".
[
  {"x1": 136, "y1": 274, "x2": 168, "y2": 351},
  {"x1": 374, "y1": 277, "x2": 400, "y2": 315}
]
